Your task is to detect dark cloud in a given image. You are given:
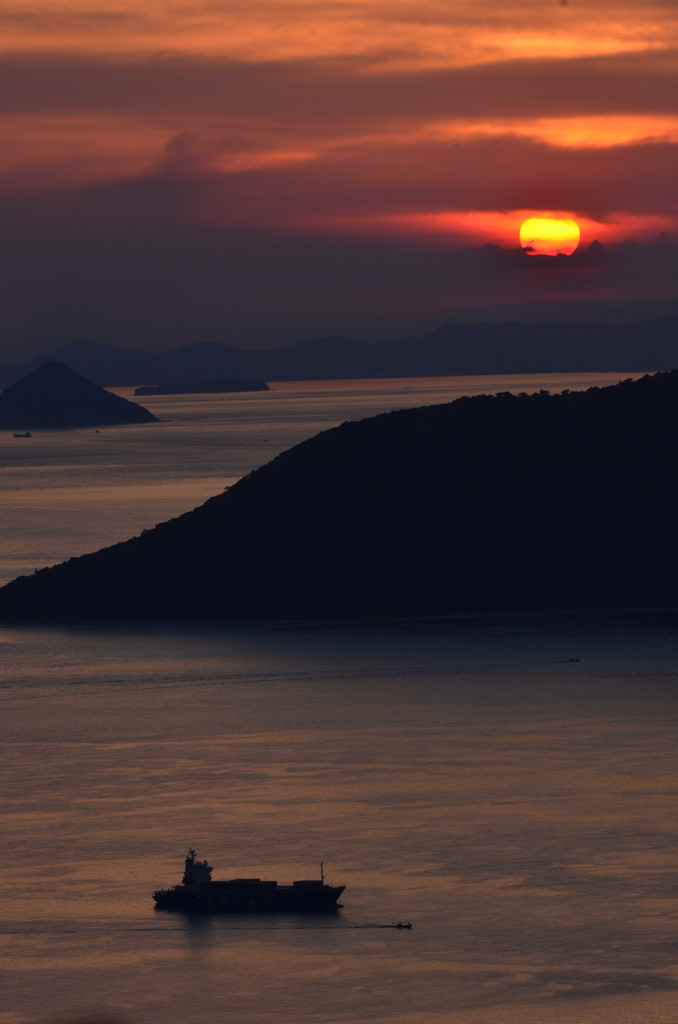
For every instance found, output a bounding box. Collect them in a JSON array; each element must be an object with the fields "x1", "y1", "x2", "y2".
[
  {"x1": 274, "y1": 135, "x2": 678, "y2": 221},
  {"x1": 0, "y1": 171, "x2": 676, "y2": 361},
  {"x1": 6, "y1": 130, "x2": 673, "y2": 225},
  {"x1": 0, "y1": 49, "x2": 676, "y2": 123}
]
